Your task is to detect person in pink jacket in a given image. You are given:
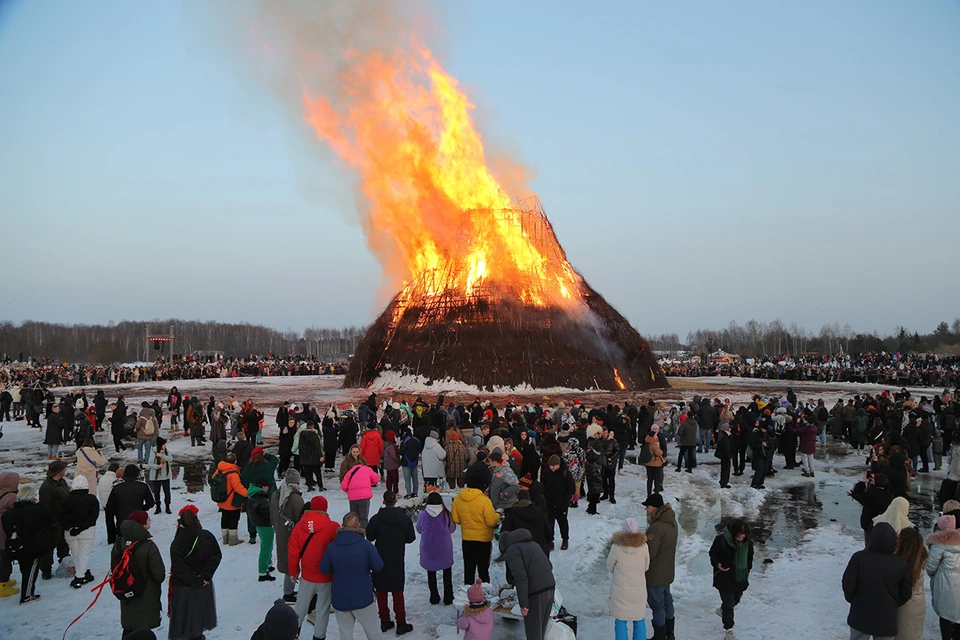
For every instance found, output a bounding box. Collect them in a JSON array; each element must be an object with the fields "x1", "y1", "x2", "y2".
[
  {"x1": 457, "y1": 578, "x2": 494, "y2": 640},
  {"x1": 341, "y1": 461, "x2": 380, "y2": 528}
]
